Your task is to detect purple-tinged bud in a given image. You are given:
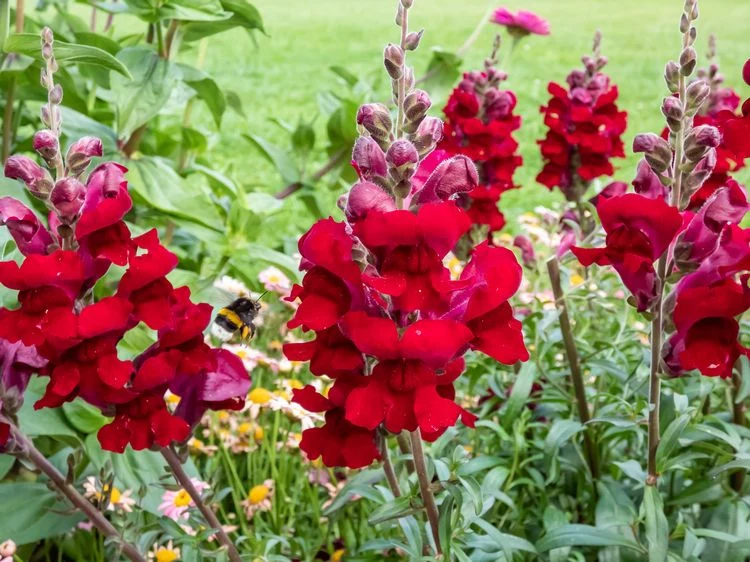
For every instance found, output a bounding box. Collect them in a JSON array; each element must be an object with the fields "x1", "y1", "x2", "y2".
[
  {"x1": 41, "y1": 27, "x2": 54, "y2": 47},
  {"x1": 41, "y1": 43, "x2": 53, "y2": 61},
  {"x1": 33, "y1": 130, "x2": 59, "y2": 161},
  {"x1": 684, "y1": 125, "x2": 721, "y2": 161},
  {"x1": 357, "y1": 103, "x2": 392, "y2": 145},
  {"x1": 66, "y1": 136, "x2": 103, "y2": 176},
  {"x1": 49, "y1": 84, "x2": 63, "y2": 105},
  {"x1": 352, "y1": 137, "x2": 387, "y2": 181},
  {"x1": 411, "y1": 116, "x2": 443, "y2": 157},
  {"x1": 345, "y1": 181, "x2": 396, "y2": 223},
  {"x1": 50, "y1": 177, "x2": 86, "y2": 221},
  {"x1": 688, "y1": 26, "x2": 696, "y2": 46},
  {"x1": 661, "y1": 96, "x2": 684, "y2": 131},
  {"x1": 513, "y1": 235, "x2": 536, "y2": 268},
  {"x1": 403, "y1": 89, "x2": 431, "y2": 133},
  {"x1": 685, "y1": 79, "x2": 710, "y2": 114},
  {"x1": 403, "y1": 66, "x2": 415, "y2": 92},
  {"x1": 680, "y1": 47, "x2": 697, "y2": 76},
  {"x1": 679, "y1": 13, "x2": 689, "y2": 33},
  {"x1": 743, "y1": 59, "x2": 750, "y2": 87},
  {"x1": 683, "y1": 149, "x2": 717, "y2": 194},
  {"x1": 4, "y1": 155, "x2": 54, "y2": 199},
  {"x1": 400, "y1": 0, "x2": 413, "y2": 8},
  {"x1": 567, "y1": 69, "x2": 586, "y2": 89},
  {"x1": 633, "y1": 133, "x2": 673, "y2": 174},
  {"x1": 386, "y1": 140, "x2": 419, "y2": 170},
  {"x1": 632, "y1": 160, "x2": 669, "y2": 200},
  {"x1": 384, "y1": 43, "x2": 404, "y2": 80},
  {"x1": 415, "y1": 155, "x2": 478, "y2": 205},
  {"x1": 665, "y1": 61, "x2": 680, "y2": 93},
  {"x1": 484, "y1": 89, "x2": 514, "y2": 121},
  {"x1": 596, "y1": 55, "x2": 608, "y2": 70},
  {"x1": 581, "y1": 56, "x2": 596, "y2": 74},
  {"x1": 404, "y1": 30, "x2": 423, "y2": 51}
]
